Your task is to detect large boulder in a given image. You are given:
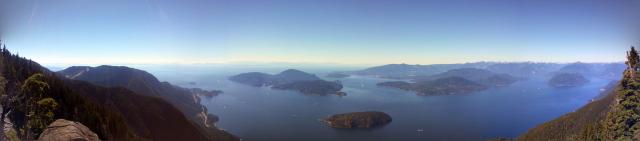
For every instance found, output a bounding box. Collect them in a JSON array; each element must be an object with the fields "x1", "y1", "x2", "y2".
[{"x1": 37, "y1": 119, "x2": 100, "y2": 141}]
